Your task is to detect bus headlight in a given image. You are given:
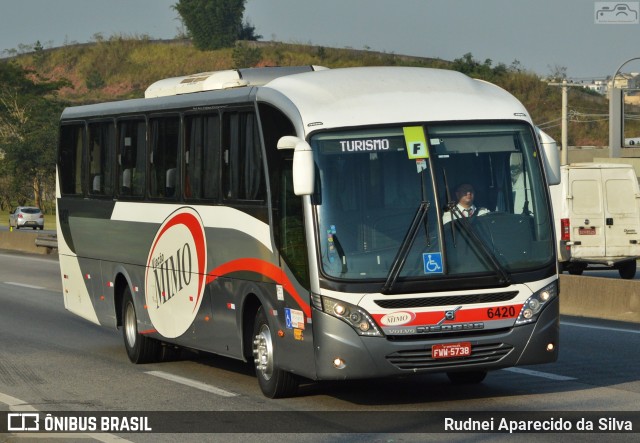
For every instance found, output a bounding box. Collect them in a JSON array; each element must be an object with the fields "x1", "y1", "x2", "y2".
[
  {"x1": 515, "y1": 282, "x2": 558, "y2": 325},
  {"x1": 321, "y1": 297, "x2": 384, "y2": 337}
]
